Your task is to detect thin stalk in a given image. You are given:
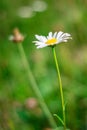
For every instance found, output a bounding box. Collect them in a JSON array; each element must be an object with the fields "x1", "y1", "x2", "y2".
[
  {"x1": 17, "y1": 43, "x2": 57, "y2": 128},
  {"x1": 8, "y1": 119, "x2": 15, "y2": 130},
  {"x1": 52, "y1": 46, "x2": 66, "y2": 130}
]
